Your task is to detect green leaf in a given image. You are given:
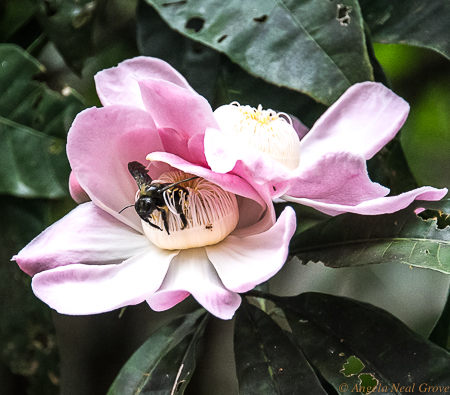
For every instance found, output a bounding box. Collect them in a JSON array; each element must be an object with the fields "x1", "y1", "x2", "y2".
[
  {"x1": 265, "y1": 292, "x2": 450, "y2": 391},
  {"x1": 0, "y1": 195, "x2": 59, "y2": 395},
  {"x1": 0, "y1": 0, "x2": 37, "y2": 42},
  {"x1": 234, "y1": 301, "x2": 326, "y2": 395},
  {"x1": 360, "y1": 0, "x2": 450, "y2": 60},
  {"x1": 143, "y1": 0, "x2": 373, "y2": 105},
  {"x1": 0, "y1": 44, "x2": 85, "y2": 198},
  {"x1": 34, "y1": 0, "x2": 102, "y2": 73},
  {"x1": 136, "y1": 0, "x2": 326, "y2": 126},
  {"x1": 290, "y1": 199, "x2": 450, "y2": 273},
  {"x1": 107, "y1": 309, "x2": 209, "y2": 395}
]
